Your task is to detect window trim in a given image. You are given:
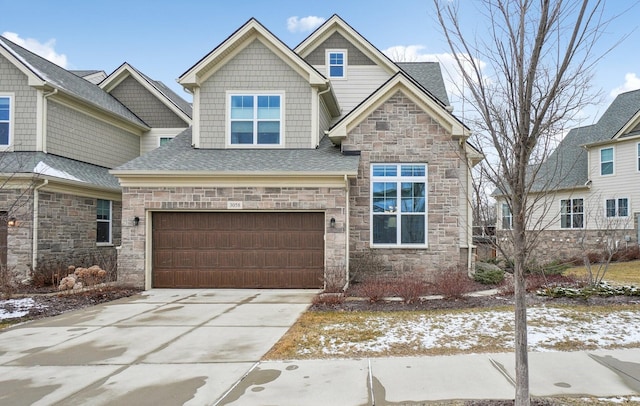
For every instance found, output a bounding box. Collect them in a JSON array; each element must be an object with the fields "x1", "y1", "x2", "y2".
[
  {"x1": 370, "y1": 163, "x2": 428, "y2": 248},
  {"x1": 158, "y1": 136, "x2": 173, "y2": 147},
  {"x1": 96, "y1": 199, "x2": 112, "y2": 245},
  {"x1": 560, "y1": 198, "x2": 584, "y2": 229},
  {"x1": 0, "y1": 93, "x2": 14, "y2": 149},
  {"x1": 326, "y1": 49, "x2": 347, "y2": 79},
  {"x1": 226, "y1": 91, "x2": 284, "y2": 148},
  {"x1": 600, "y1": 146, "x2": 614, "y2": 176},
  {"x1": 605, "y1": 197, "x2": 629, "y2": 218}
]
